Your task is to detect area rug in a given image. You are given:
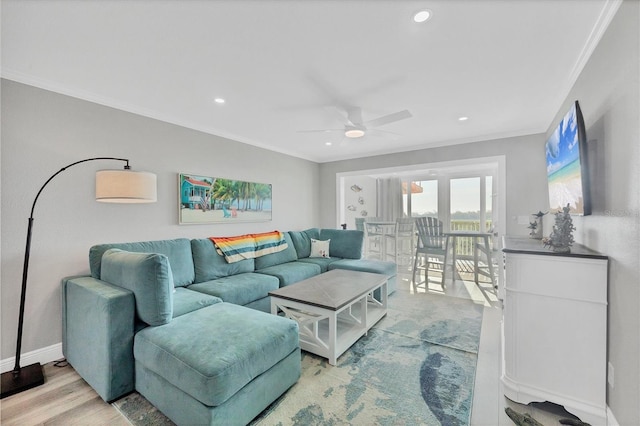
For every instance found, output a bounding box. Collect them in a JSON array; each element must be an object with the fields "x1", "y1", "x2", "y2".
[{"x1": 113, "y1": 292, "x2": 484, "y2": 426}]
